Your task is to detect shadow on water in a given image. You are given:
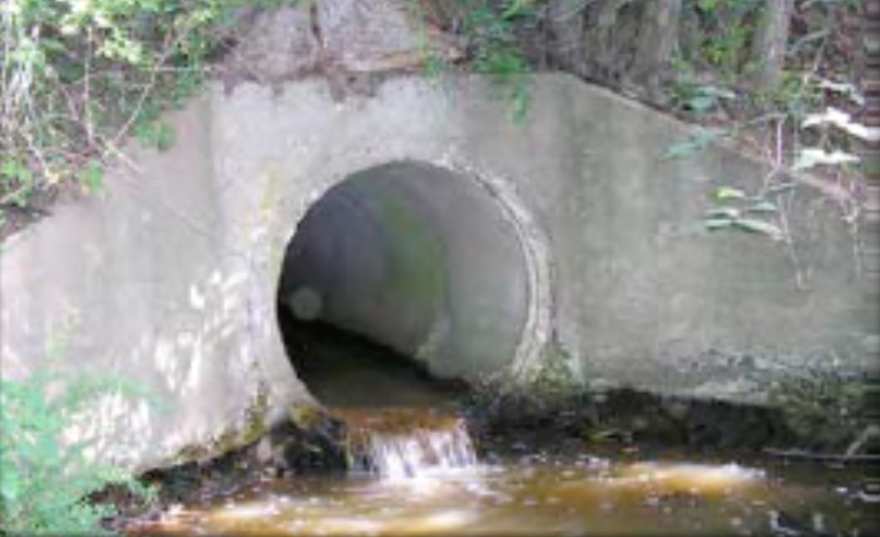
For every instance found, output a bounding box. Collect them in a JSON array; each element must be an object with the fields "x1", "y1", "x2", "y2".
[{"x1": 277, "y1": 306, "x2": 469, "y2": 408}]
